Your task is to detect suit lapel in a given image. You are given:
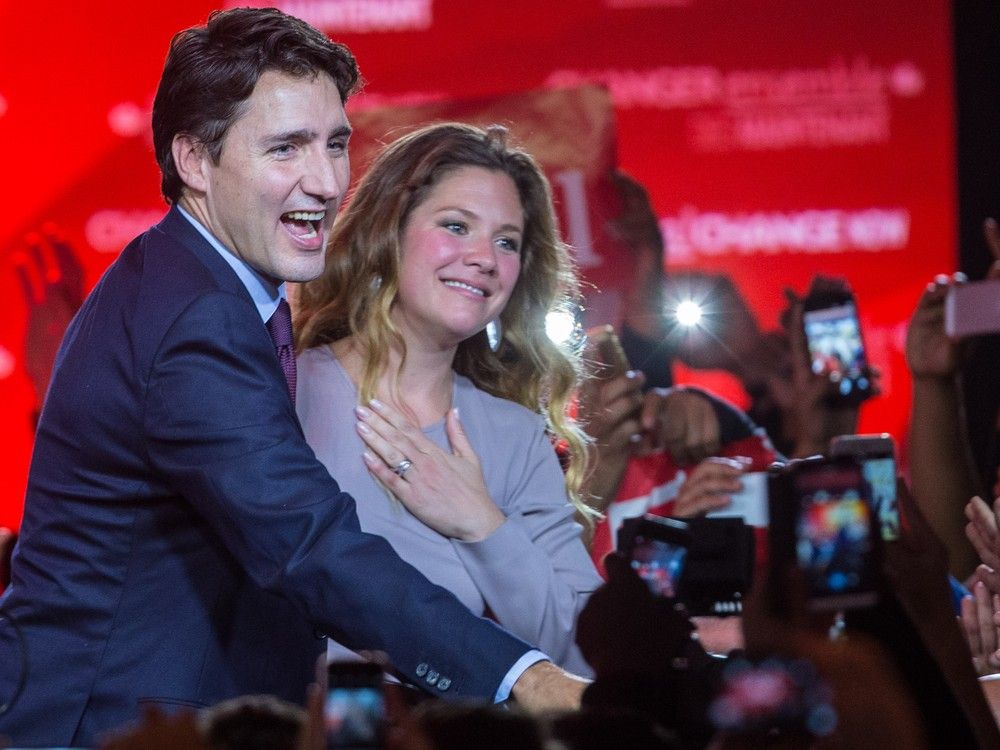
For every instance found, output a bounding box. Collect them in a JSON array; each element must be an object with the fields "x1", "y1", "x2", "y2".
[{"x1": 155, "y1": 206, "x2": 257, "y2": 306}]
